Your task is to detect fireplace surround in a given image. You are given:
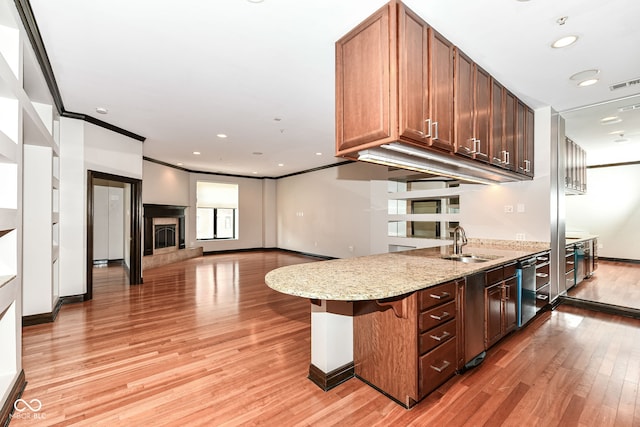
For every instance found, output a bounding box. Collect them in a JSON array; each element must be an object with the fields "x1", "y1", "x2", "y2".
[{"x1": 143, "y1": 204, "x2": 186, "y2": 256}]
